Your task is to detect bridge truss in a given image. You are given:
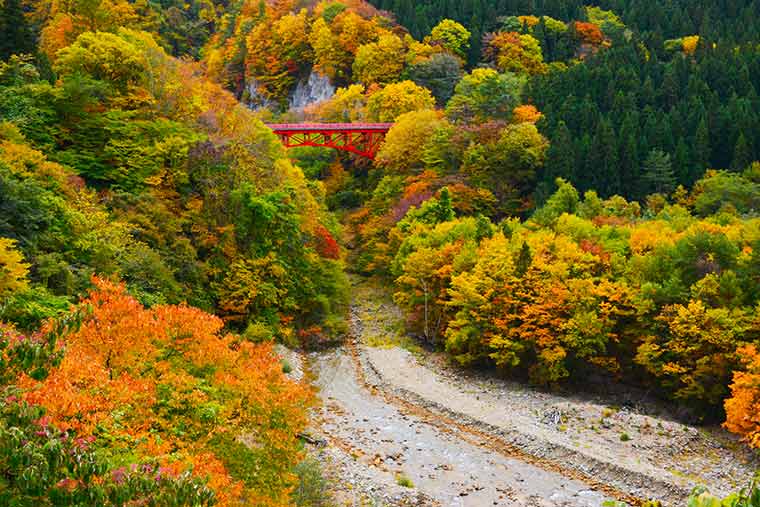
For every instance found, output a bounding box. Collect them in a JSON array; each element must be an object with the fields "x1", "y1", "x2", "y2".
[{"x1": 267, "y1": 123, "x2": 393, "y2": 159}]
